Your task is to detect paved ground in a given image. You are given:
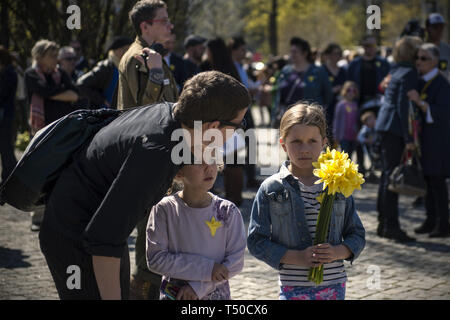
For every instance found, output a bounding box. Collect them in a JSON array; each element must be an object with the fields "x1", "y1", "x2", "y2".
[{"x1": 1, "y1": 106, "x2": 449, "y2": 300}]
